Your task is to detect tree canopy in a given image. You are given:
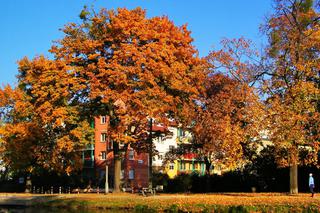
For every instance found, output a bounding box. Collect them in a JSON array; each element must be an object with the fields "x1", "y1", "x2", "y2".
[
  {"x1": 261, "y1": 0, "x2": 320, "y2": 193},
  {"x1": 0, "y1": 7, "x2": 206, "y2": 190},
  {"x1": 1, "y1": 1, "x2": 319, "y2": 195},
  {"x1": 50, "y1": 7, "x2": 206, "y2": 143}
]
